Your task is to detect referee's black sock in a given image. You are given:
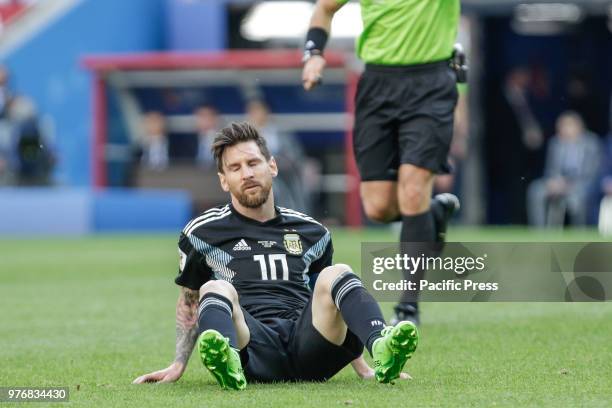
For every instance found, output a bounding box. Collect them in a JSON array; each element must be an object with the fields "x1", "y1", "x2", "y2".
[
  {"x1": 430, "y1": 199, "x2": 446, "y2": 241},
  {"x1": 330, "y1": 271, "x2": 386, "y2": 356},
  {"x1": 400, "y1": 209, "x2": 436, "y2": 242},
  {"x1": 398, "y1": 210, "x2": 436, "y2": 310},
  {"x1": 197, "y1": 293, "x2": 238, "y2": 349}
]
